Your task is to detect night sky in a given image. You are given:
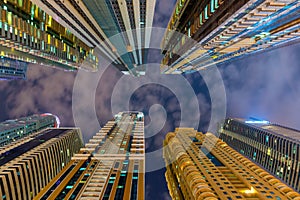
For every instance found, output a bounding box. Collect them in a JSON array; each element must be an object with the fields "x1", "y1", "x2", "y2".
[{"x1": 1, "y1": 1, "x2": 300, "y2": 199}]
